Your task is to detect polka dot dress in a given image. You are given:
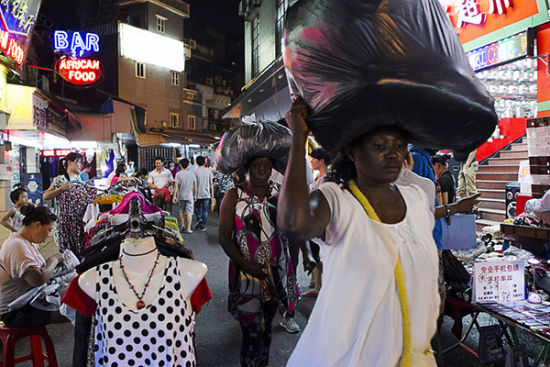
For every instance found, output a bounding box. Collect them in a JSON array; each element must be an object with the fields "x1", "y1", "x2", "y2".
[{"x1": 93, "y1": 257, "x2": 196, "y2": 367}]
